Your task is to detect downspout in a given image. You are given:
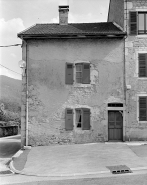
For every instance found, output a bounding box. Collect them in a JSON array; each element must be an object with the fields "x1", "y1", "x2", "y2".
[
  {"x1": 24, "y1": 40, "x2": 29, "y2": 146},
  {"x1": 124, "y1": 0, "x2": 129, "y2": 141}
]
